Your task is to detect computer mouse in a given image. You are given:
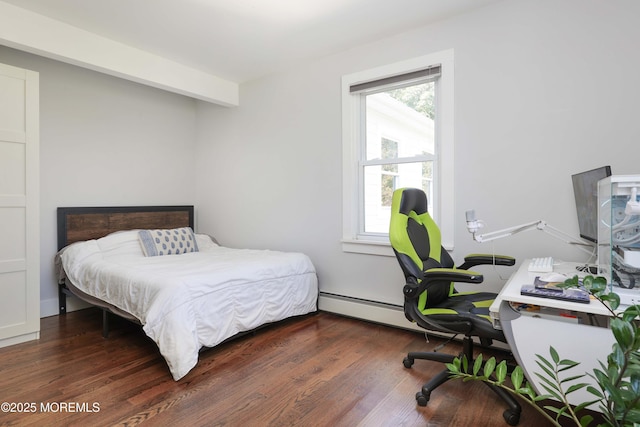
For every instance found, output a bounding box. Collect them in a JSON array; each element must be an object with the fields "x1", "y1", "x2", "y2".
[{"x1": 539, "y1": 272, "x2": 568, "y2": 283}]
